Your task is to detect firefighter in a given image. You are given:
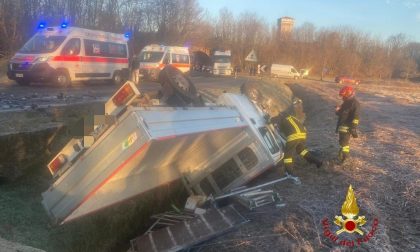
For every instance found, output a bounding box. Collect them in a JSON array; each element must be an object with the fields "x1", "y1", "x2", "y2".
[
  {"x1": 336, "y1": 85, "x2": 360, "y2": 163},
  {"x1": 130, "y1": 55, "x2": 141, "y2": 85},
  {"x1": 272, "y1": 98, "x2": 323, "y2": 177}
]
